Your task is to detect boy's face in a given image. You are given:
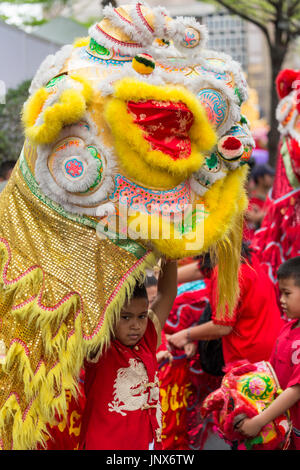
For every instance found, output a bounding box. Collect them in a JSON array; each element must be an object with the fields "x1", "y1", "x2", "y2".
[
  {"x1": 114, "y1": 297, "x2": 149, "y2": 347},
  {"x1": 279, "y1": 277, "x2": 300, "y2": 320}
]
